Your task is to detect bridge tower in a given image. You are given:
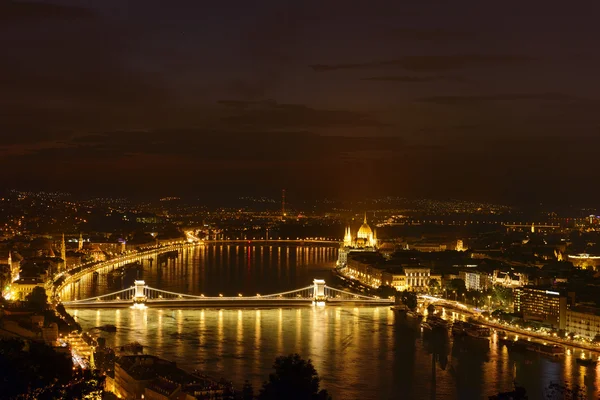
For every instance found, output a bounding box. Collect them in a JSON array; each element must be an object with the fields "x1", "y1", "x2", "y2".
[
  {"x1": 133, "y1": 280, "x2": 147, "y2": 305},
  {"x1": 313, "y1": 279, "x2": 326, "y2": 301}
]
